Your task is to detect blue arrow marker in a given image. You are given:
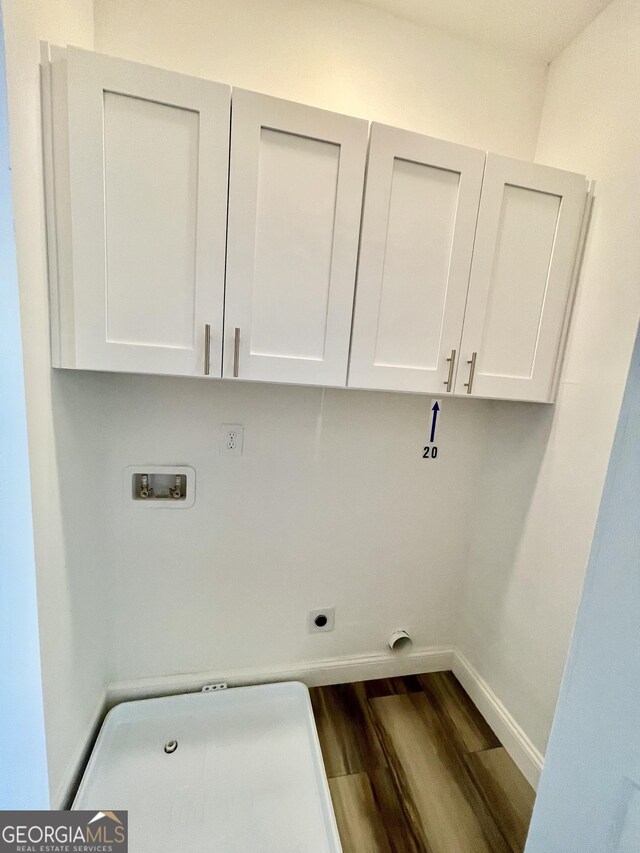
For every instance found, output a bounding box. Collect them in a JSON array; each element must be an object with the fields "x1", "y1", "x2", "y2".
[{"x1": 429, "y1": 401, "x2": 440, "y2": 443}]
